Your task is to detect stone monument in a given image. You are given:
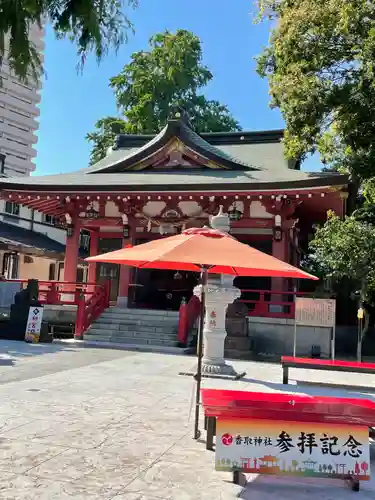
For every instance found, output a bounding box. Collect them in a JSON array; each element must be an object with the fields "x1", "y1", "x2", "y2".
[{"x1": 9, "y1": 279, "x2": 40, "y2": 341}]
